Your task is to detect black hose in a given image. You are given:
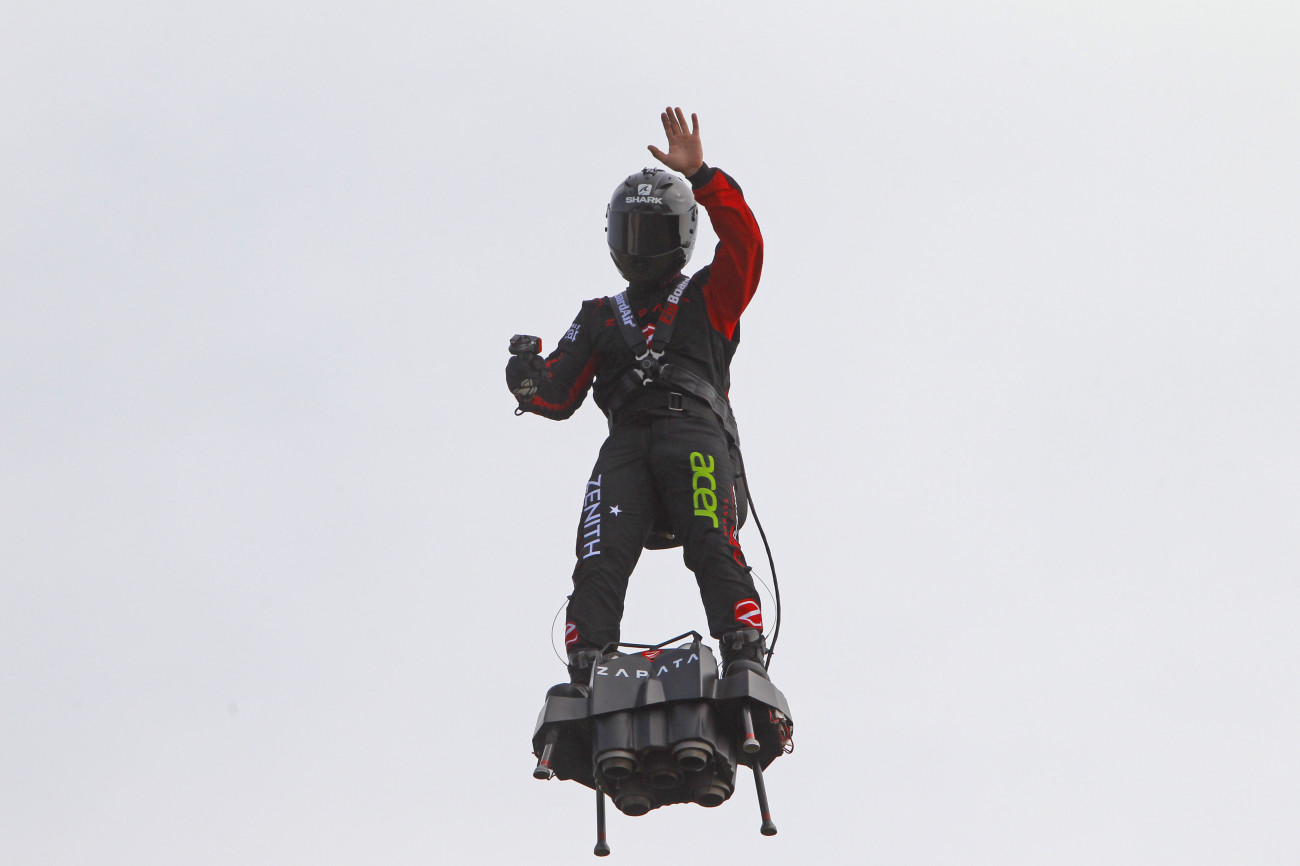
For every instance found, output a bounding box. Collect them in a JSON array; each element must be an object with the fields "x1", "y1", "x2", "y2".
[{"x1": 736, "y1": 445, "x2": 780, "y2": 670}]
